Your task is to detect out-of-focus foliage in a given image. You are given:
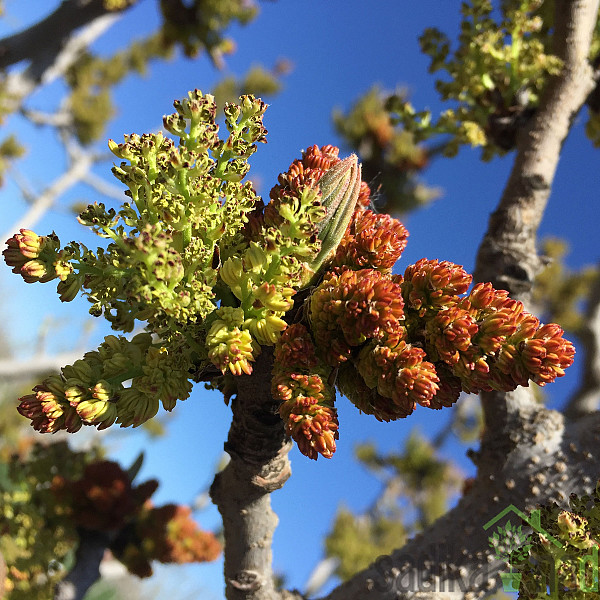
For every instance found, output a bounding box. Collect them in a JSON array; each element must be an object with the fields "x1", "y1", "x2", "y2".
[
  {"x1": 0, "y1": 443, "x2": 220, "y2": 597},
  {"x1": 325, "y1": 432, "x2": 462, "y2": 580},
  {"x1": 0, "y1": 442, "x2": 97, "y2": 599},
  {"x1": 65, "y1": 35, "x2": 173, "y2": 145},
  {"x1": 389, "y1": 0, "x2": 564, "y2": 159},
  {"x1": 212, "y1": 60, "x2": 292, "y2": 114},
  {"x1": 534, "y1": 238, "x2": 600, "y2": 336},
  {"x1": 334, "y1": 86, "x2": 441, "y2": 215}
]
